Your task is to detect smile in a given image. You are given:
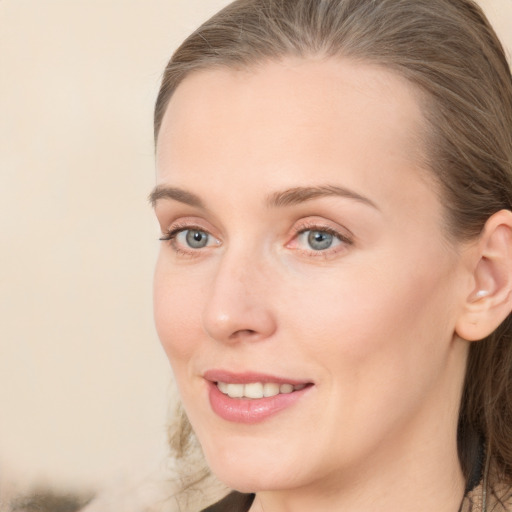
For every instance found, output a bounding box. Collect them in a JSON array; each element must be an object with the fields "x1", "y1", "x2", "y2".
[
  {"x1": 216, "y1": 381, "x2": 308, "y2": 399},
  {"x1": 205, "y1": 372, "x2": 313, "y2": 423}
]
